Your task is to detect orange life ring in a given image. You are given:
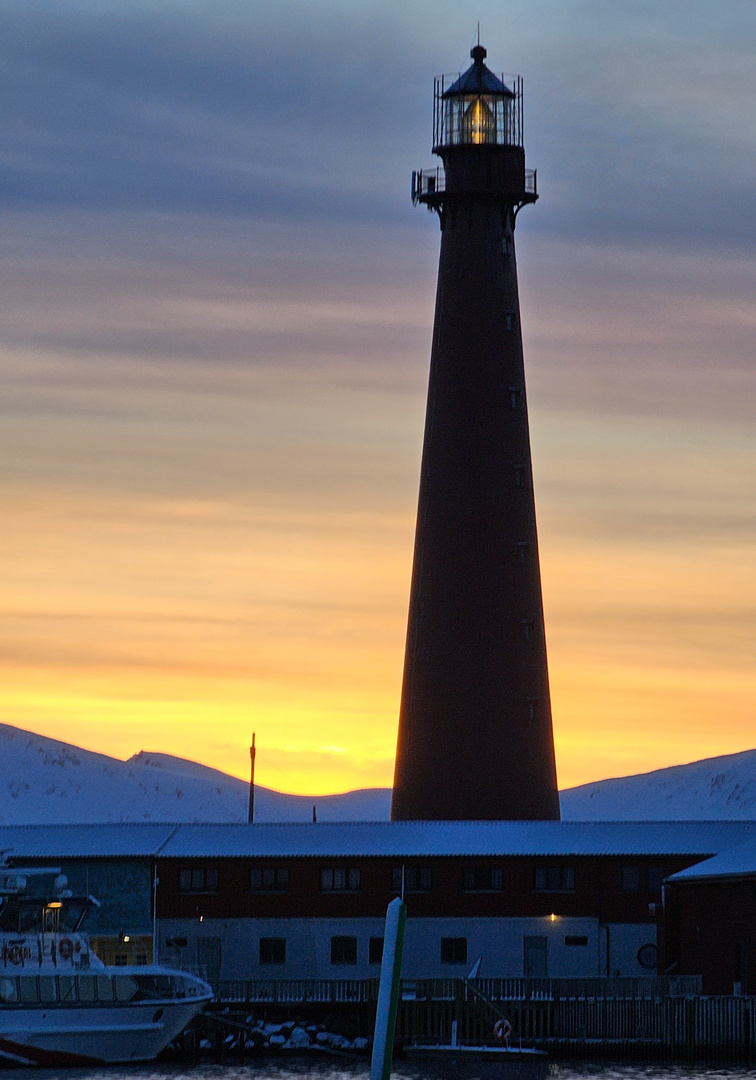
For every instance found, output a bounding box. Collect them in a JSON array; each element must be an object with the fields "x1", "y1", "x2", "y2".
[
  {"x1": 493, "y1": 1017, "x2": 512, "y2": 1045},
  {"x1": 58, "y1": 938, "x2": 74, "y2": 961}
]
